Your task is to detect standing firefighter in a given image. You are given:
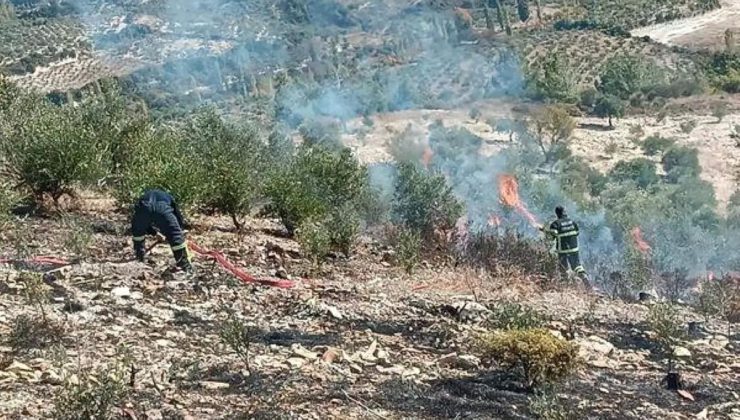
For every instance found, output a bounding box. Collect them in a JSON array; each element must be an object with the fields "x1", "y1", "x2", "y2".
[
  {"x1": 131, "y1": 189, "x2": 192, "y2": 272},
  {"x1": 540, "y1": 206, "x2": 590, "y2": 287}
]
